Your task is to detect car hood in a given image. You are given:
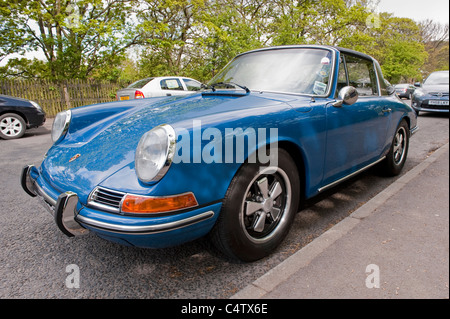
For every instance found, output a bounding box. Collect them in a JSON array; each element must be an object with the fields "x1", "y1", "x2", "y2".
[
  {"x1": 0, "y1": 94, "x2": 33, "y2": 107},
  {"x1": 421, "y1": 84, "x2": 449, "y2": 94},
  {"x1": 40, "y1": 91, "x2": 295, "y2": 200}
]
